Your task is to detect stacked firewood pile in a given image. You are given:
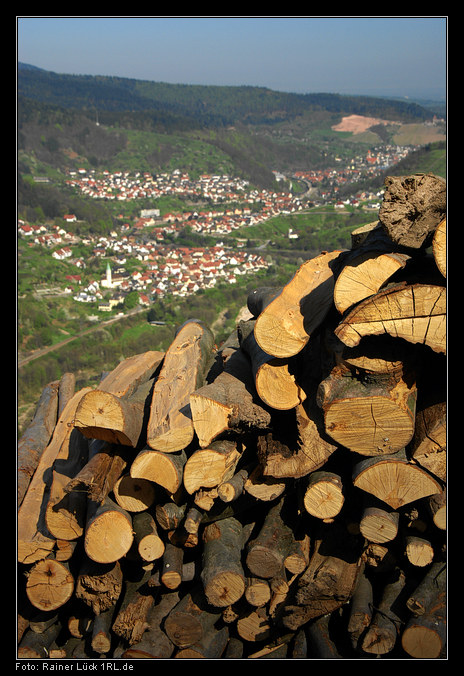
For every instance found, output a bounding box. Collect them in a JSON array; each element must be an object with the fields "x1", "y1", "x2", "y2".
[{"x1": 17, "y1": 173, "x2": 447, "y2": 660}]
